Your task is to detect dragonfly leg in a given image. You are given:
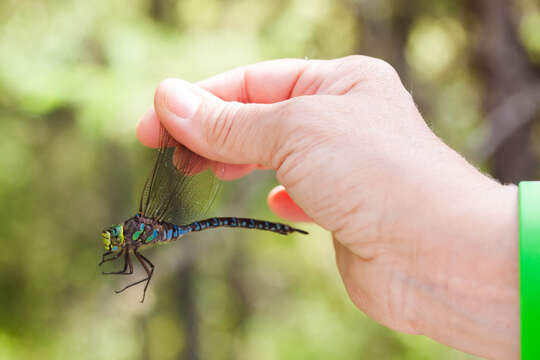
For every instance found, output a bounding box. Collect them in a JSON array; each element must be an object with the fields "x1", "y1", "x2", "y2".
[
  {"x1": 98, "y1": 251, "x2": 113, "y2": 266},
  {"x1": 114, "y1": 250, "x2": 154, "y2": 303},
  {"x1": 137, "y1": 252, "x2": 155, "y2": 303},
  {"x1": 99, "y1": 249, "x2": 124, "y2": 268},
  {"x1": 102, "y1": 250, "x2": 134, "y2": 275},
  {"x1": 126, "y1": 250, "x2": 134, "y2": 274},
  {"x1": 114, "y1": 277, "x2": 147, "y2": 294}
]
